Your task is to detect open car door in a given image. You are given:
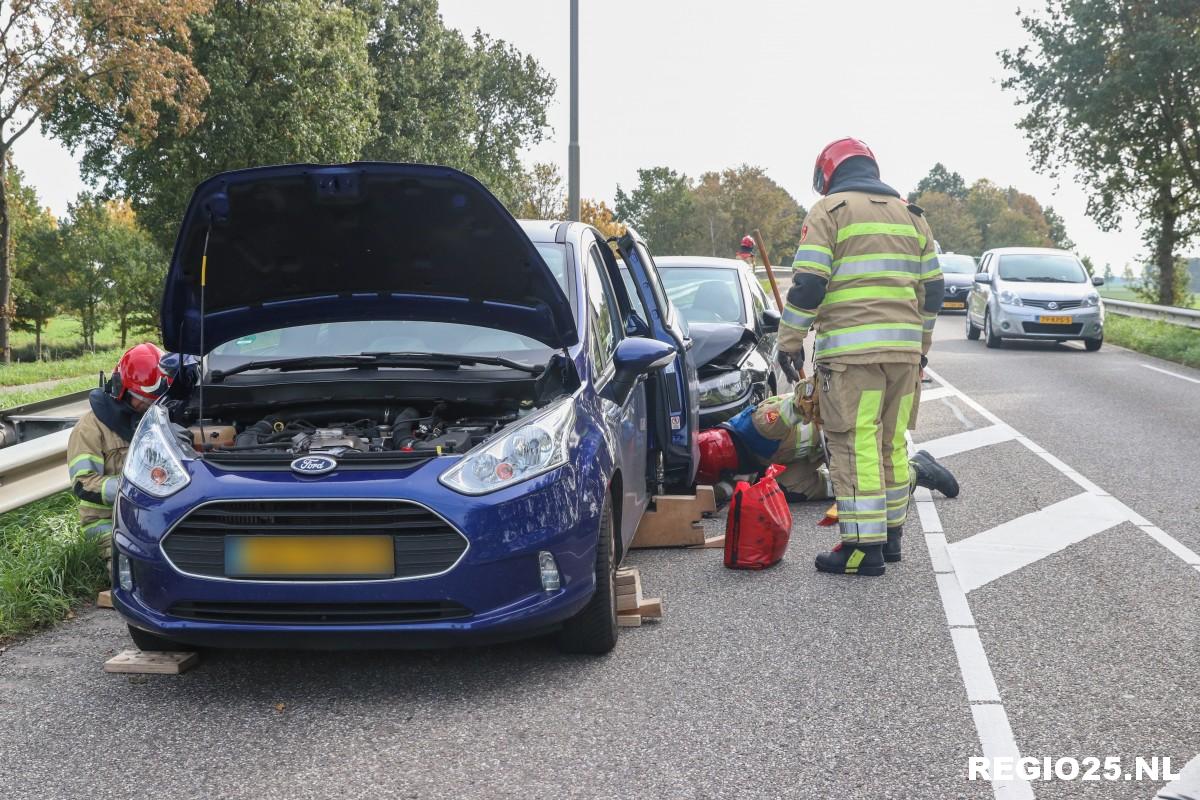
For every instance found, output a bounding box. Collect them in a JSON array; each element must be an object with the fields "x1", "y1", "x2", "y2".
[{"x1": 616, "y1": 229, "x2": 699, "y2": 492}]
